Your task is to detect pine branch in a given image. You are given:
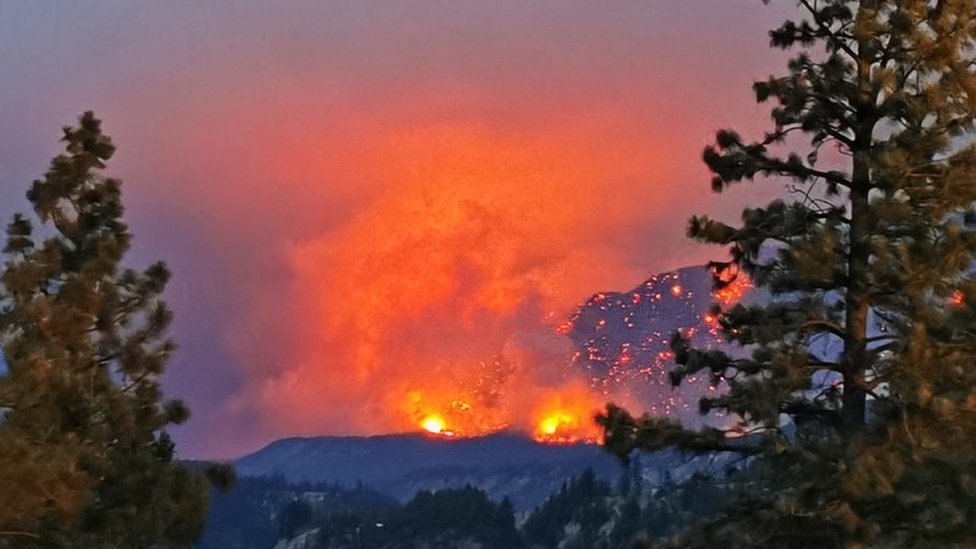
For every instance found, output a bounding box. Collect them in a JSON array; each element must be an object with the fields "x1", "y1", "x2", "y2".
[
  {"x1": 822, "y1": 125, "x2": 856, "y2": 148},
  {"x1": 781, "y1": 399, "x2": 840, "y2": 421},
  {"x1": 797, "y1": 0, "x2": 858, "y2": 60},
  {"x1": 793, "y1": 165, "x2": 853, "y2": 189},
  {"x1": 787, "y1": 182, "x2": 848, "y2": 219},
  {"x1": 599, "y1": 405, "x2": 763, "y2": 461},
  {"x1": 121, "y1": 371, "x2": 154, "y2": 393}
]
